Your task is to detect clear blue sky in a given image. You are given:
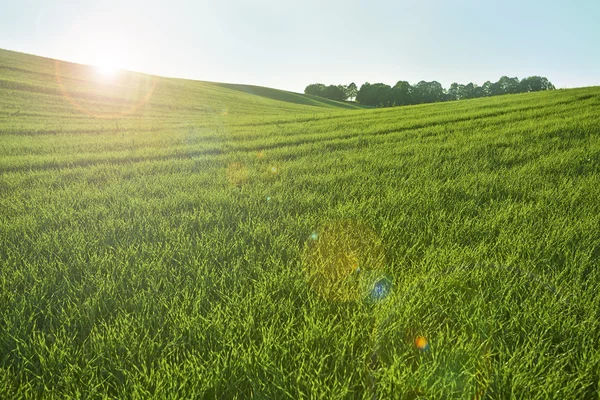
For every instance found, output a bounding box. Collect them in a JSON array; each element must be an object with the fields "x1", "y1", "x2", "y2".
[{"x1": 1, "y1": 0, "x2": 599, "y2": 92}]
